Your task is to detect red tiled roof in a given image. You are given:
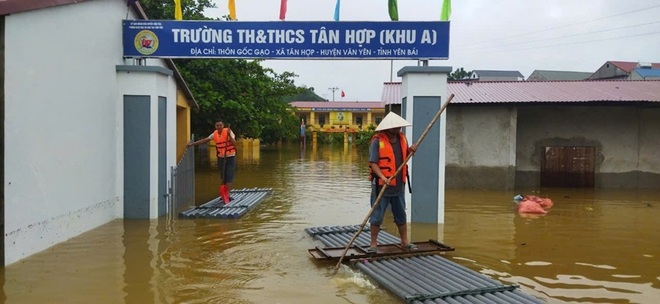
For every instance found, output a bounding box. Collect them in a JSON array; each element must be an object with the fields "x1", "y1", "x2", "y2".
[
  {"x1": 609, "y1": 61, "x2": 660, "y2": 73},
  {"x1": 382, "y1": 80, "x2": 660, "y2": 105},
  {"x1": 290, "y1": 101, "x2": 383, "y2": 109}
]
